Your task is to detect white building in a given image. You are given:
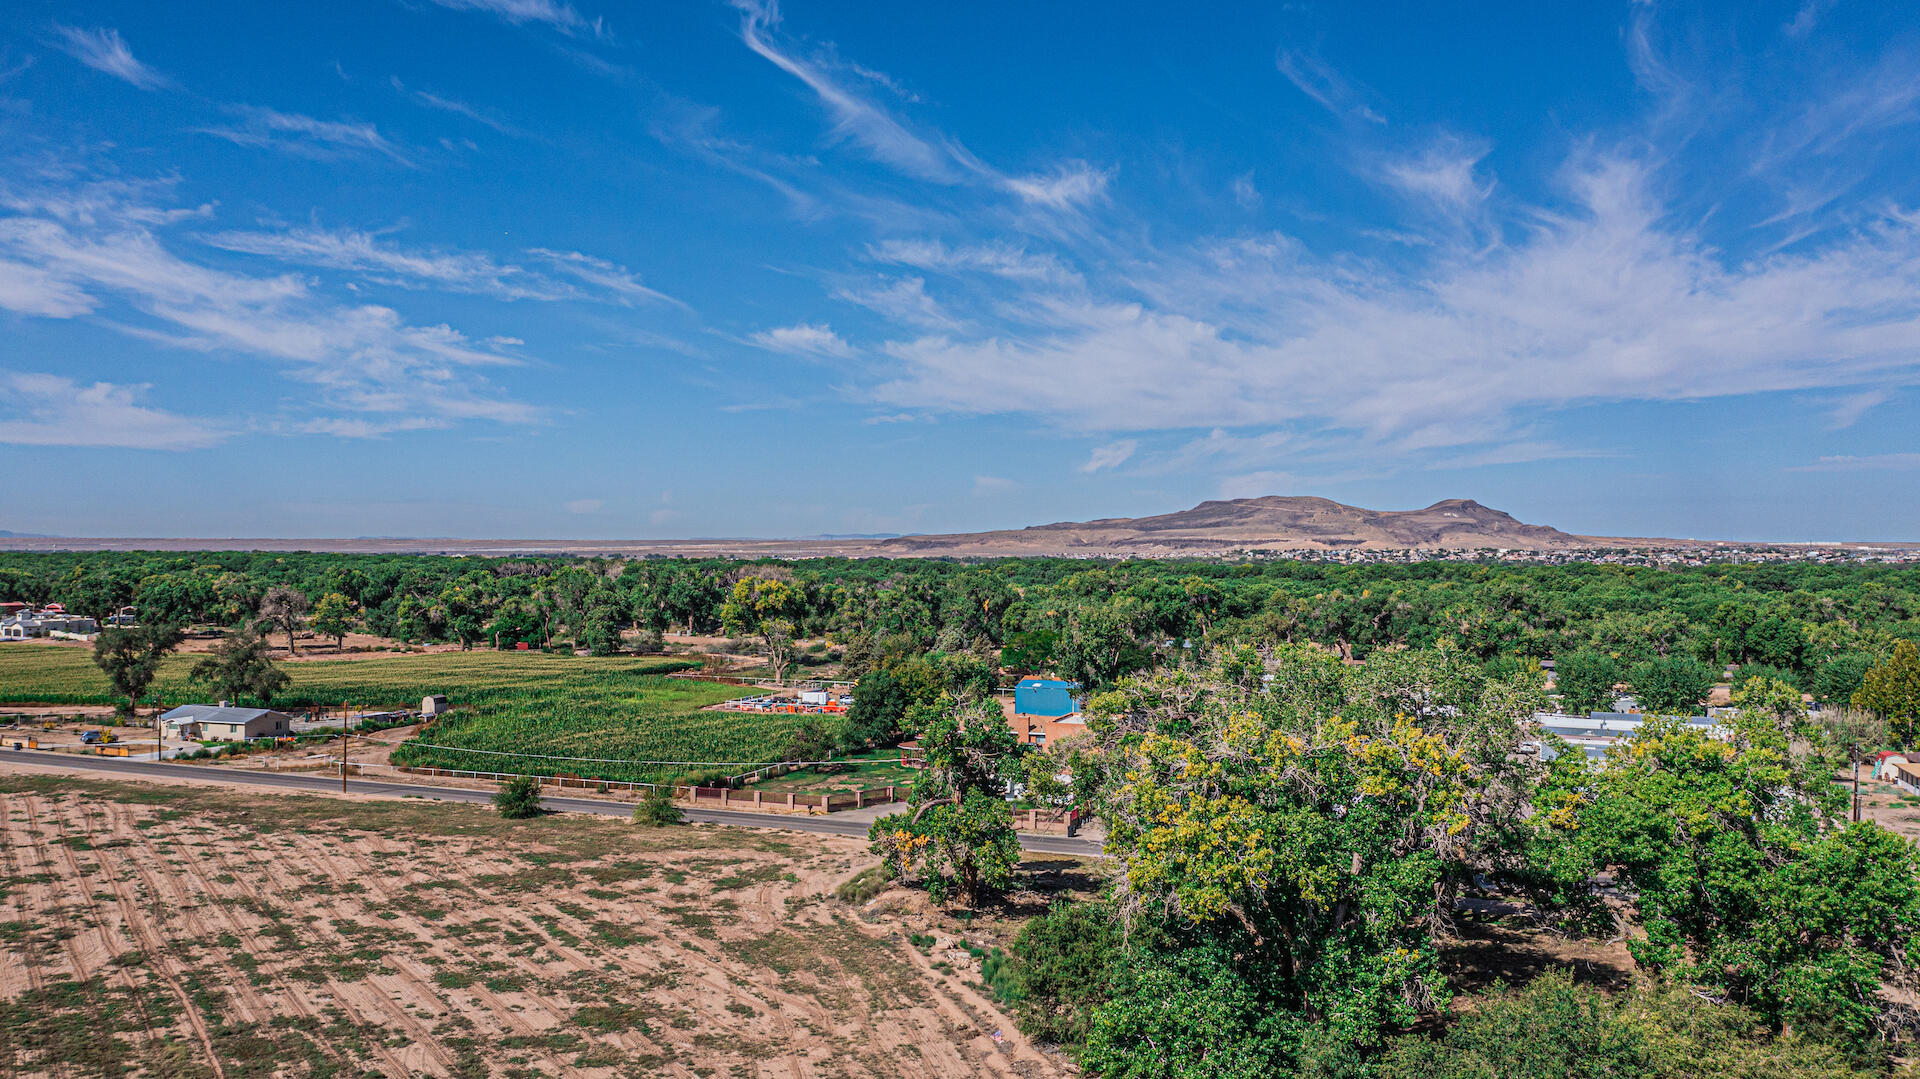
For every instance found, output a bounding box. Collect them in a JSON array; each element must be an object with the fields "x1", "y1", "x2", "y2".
[
  {"x1": 160, "y1": 704, "x2": 294, "y2": 741},
  {"x1": 1, "y1": 611, "x2": 101, "y2": 640}
]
